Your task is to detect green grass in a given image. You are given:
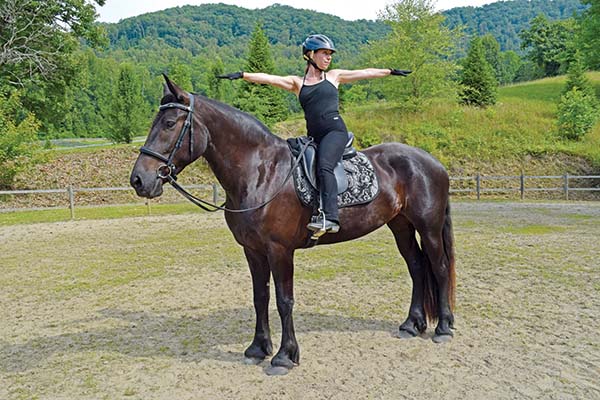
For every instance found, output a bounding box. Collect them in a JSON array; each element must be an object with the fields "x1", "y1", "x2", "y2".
[
  {"x1": 47, "y1": 136, "x2": 146, "y2": 152},
  {"x1": 501, "y1": 224, "x2": 568, "y2": 235},
  {"x1": 0, "y1": 202, "x2": 206, "y2": 226},
  {"x1": 499, "y1": 75, "x2": 567, "y2": 103}
]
